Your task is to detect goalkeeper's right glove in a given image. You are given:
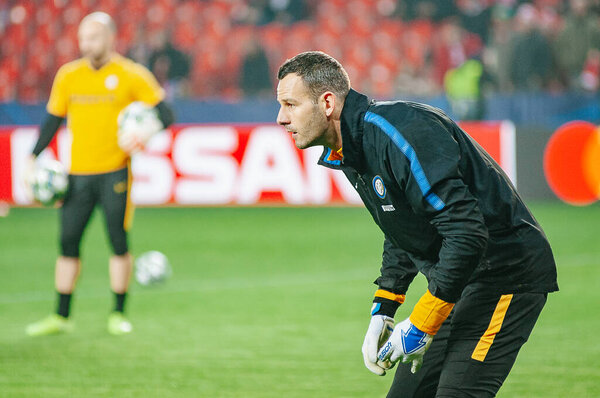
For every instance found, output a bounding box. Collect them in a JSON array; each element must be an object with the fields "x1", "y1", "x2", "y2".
[
  {"x1": 361, "y1": 289, "x2": 406, "y2": 376},
  {"x1": 362, "y1": 314, "x2": 394, "y2": 375}
]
